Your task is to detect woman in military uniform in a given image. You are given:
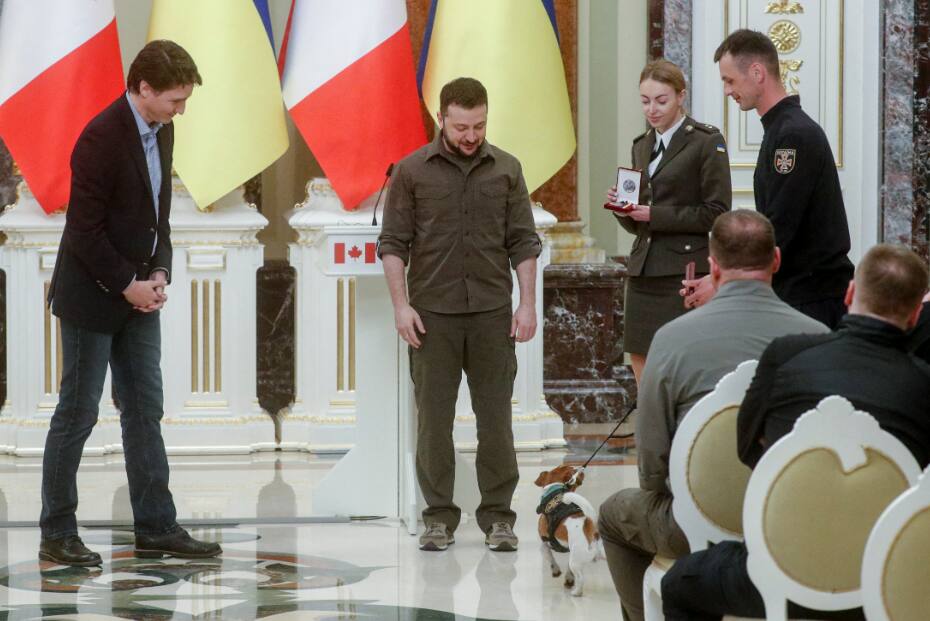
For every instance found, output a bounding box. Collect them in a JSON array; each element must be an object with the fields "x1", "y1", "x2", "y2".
[{"x1": 609, "y1": 59, "x2": 732, "y2": 383}]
